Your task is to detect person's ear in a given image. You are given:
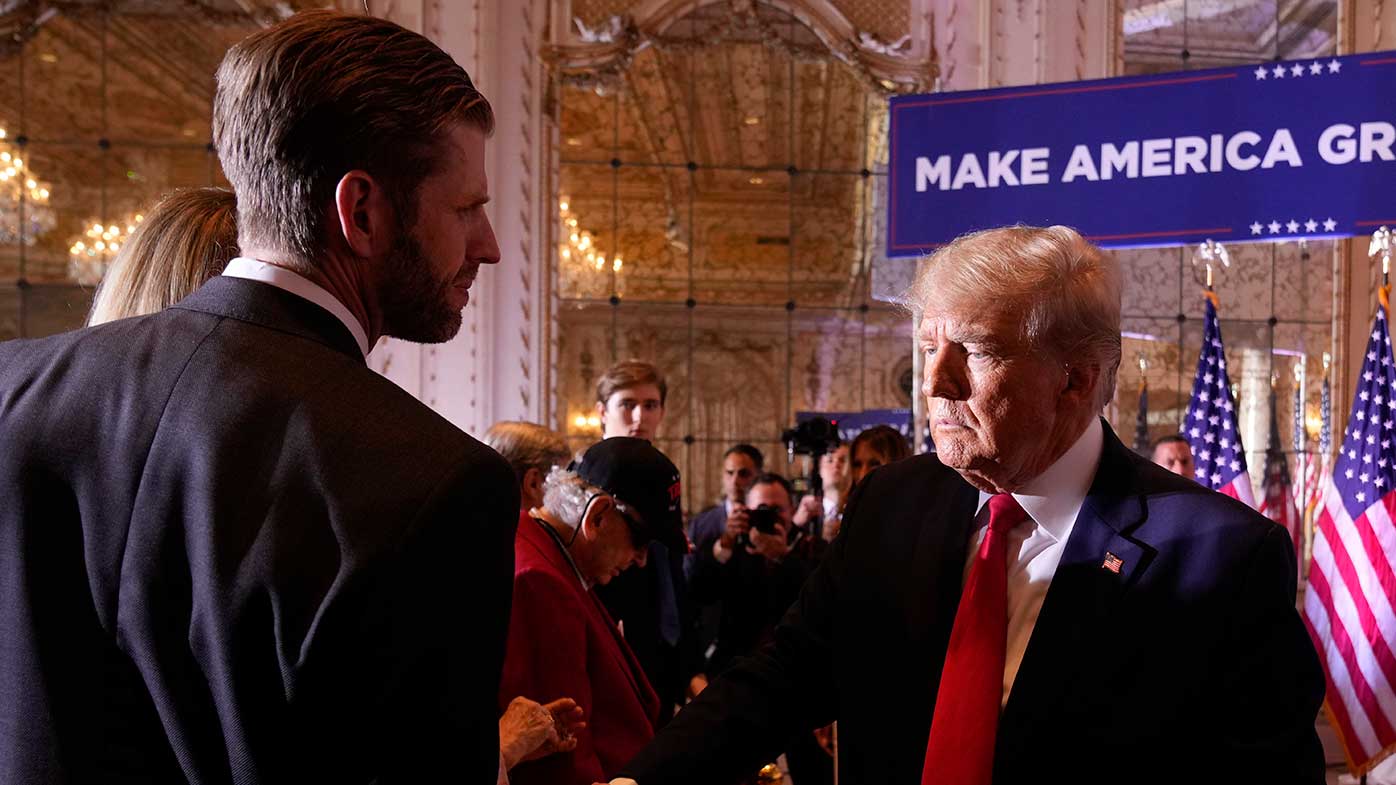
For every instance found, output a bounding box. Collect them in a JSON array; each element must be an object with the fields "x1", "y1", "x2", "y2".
[
  {"x1": 332, "y1": 170, "x2": 396, "y2": 259},
  {"x1": 580, "y1": 494, "x2": 614, "y2": 539},
  {"x1": 522, "y1": 467, "x2": 544, "y2": 506},
  {"x1": 1061, "y1": 362, "x2": 1103, "y2": 408}
]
